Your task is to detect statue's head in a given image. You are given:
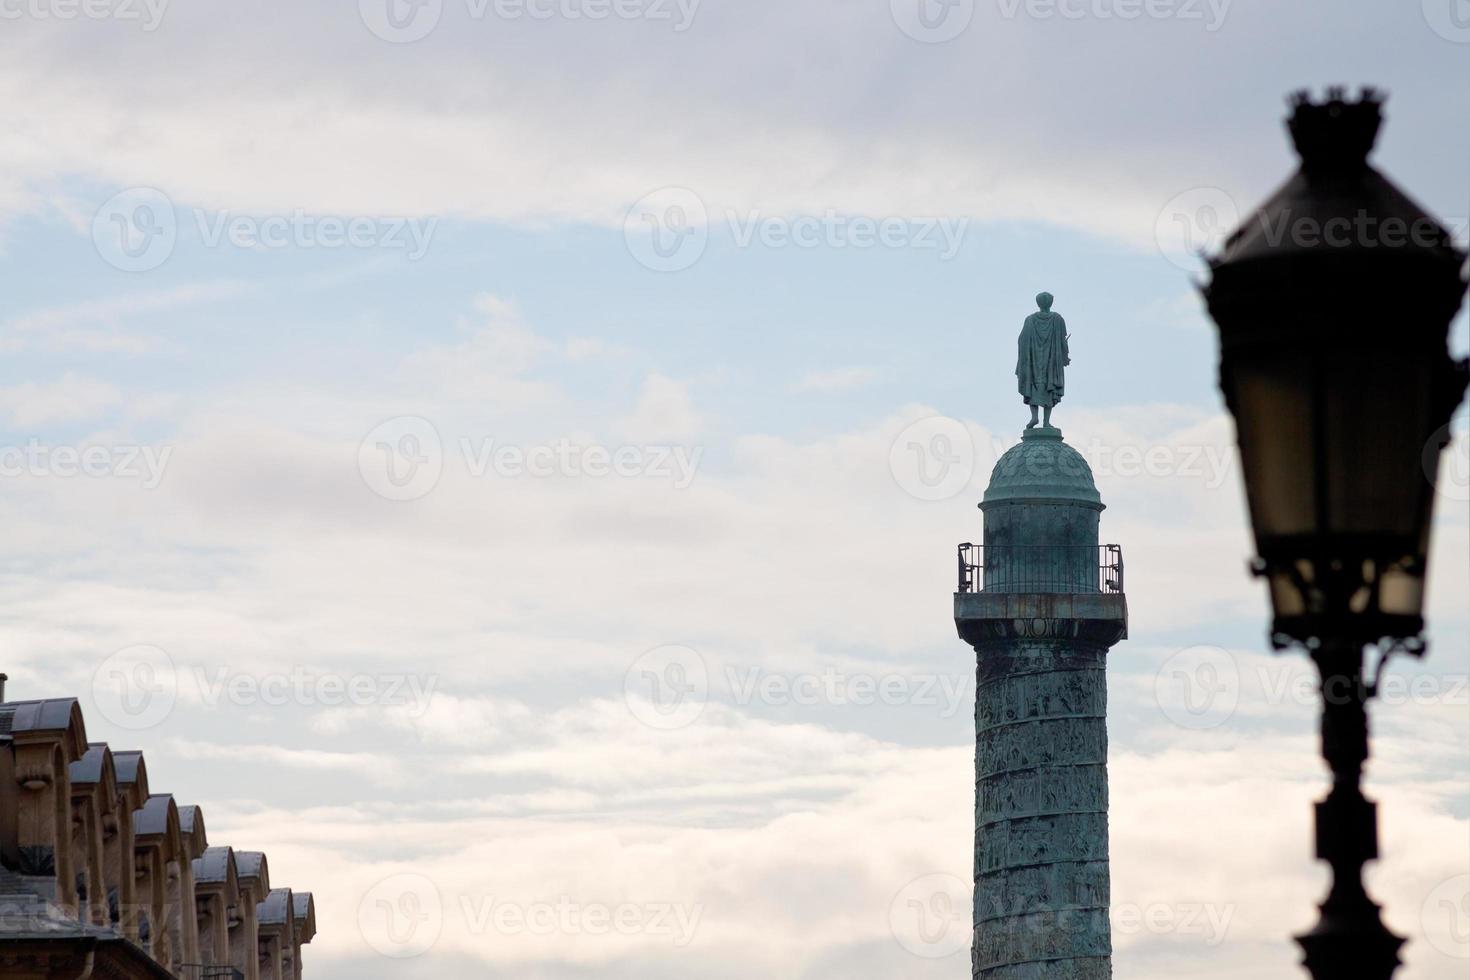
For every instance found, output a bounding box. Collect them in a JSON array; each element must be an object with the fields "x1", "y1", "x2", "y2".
[{"x1": 1036, "y1": 291, "x2": 1054, "y2": 311}]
